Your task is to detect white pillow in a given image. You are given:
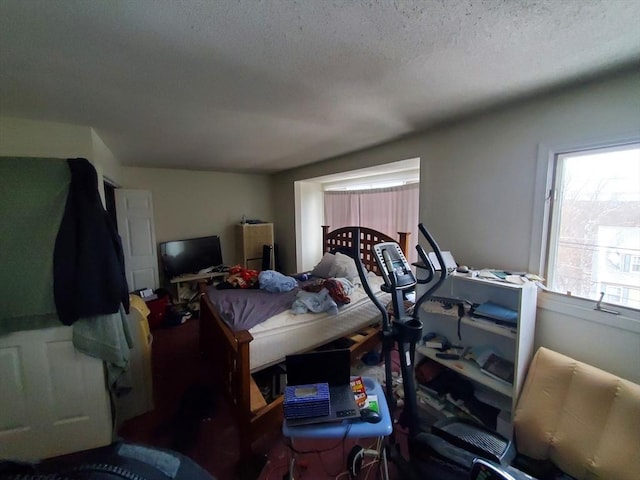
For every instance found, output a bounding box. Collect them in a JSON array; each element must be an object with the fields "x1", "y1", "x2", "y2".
[
  {"x1": 311, "y1": 252, "x2": 335, "y2": 278},
  {"x1": 328, "y1": 252, "x2": 359, "y2": 281}
]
